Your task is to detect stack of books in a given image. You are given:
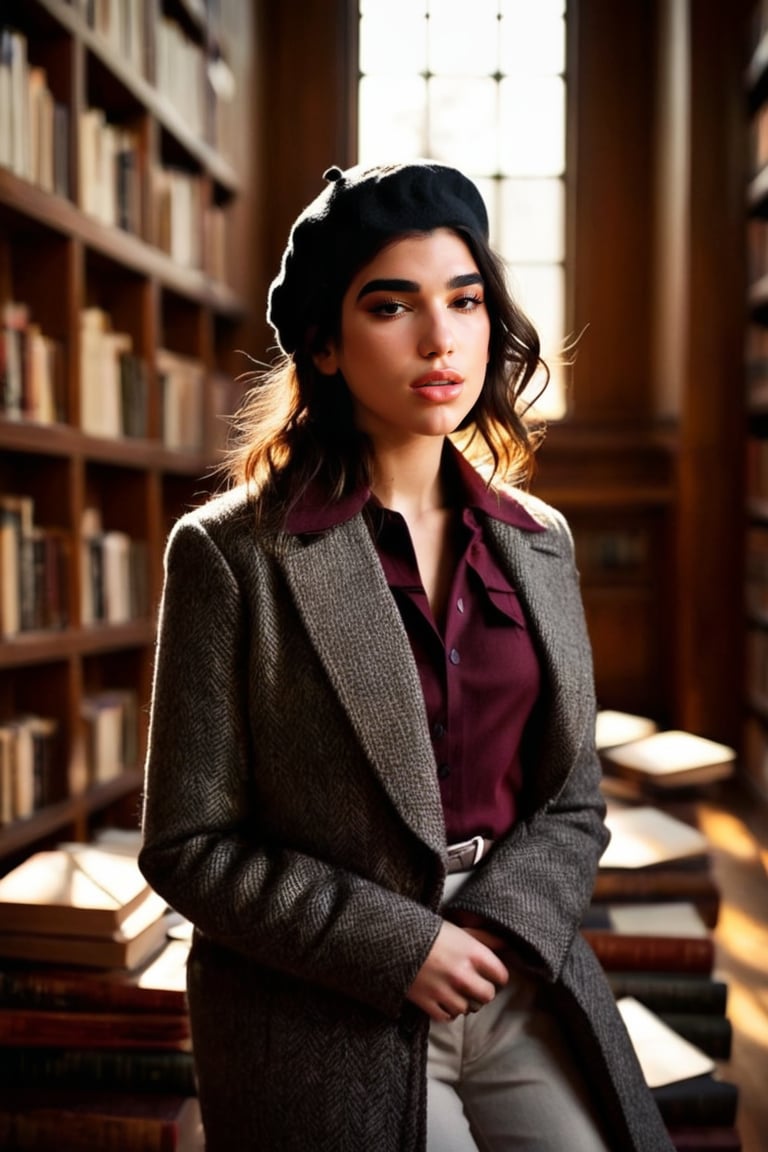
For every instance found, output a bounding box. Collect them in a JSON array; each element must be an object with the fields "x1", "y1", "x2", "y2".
[
  {"x1": 0, "y1": 840, "x2": 201, "y2": 1151},
  {"x1": 587, "y1": 790, "x2": 741, "y2": 1151}
]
